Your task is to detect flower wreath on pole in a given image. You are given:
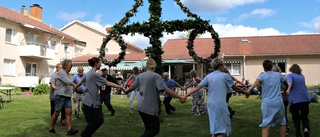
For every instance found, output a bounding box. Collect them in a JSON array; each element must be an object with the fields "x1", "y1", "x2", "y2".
[
  {"x1": 175, "y1": 0, "x2": 221, "y2": 63},
  {"x1": 99, "y1": 34, "x2": 127, "y2": 67},
  {"x1": 98, "y1": 0, "x2": 143, "y2": 66}
]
